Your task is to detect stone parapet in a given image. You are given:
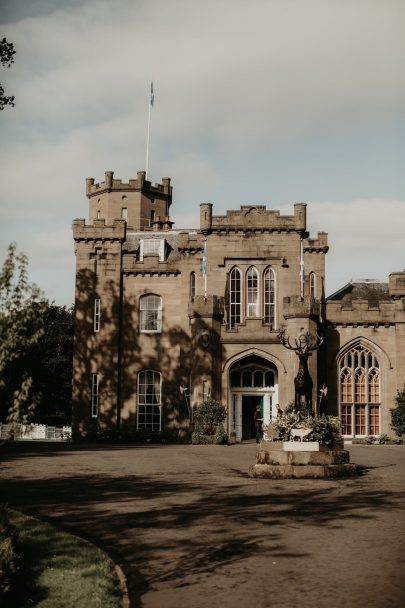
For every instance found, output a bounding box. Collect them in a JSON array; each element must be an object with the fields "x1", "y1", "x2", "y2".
[
  {"x1": 202, "y1": 202, "x2": 307, "y2": 233},
  {"x1": 283, "y1": 296, "x2": 321, "y2": 319},
  {"x1": 389, "y1": 272, "x2": 405, "y2": 299},
  {"x1": 188, "y1": 295, "x2": 225, "y2": 320},
  {"x1": 72, "y1": 218, "x2": 126, "y2": 241},
  {"x1": 326, "y1": 298, "x2": 405, "y2": 325},
  {"x1": 303, "y1": 232, "x2": 329, "y2": 253},
  {"x1": 86, "y1": 170, "x2": 172, "y2": 200}
]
